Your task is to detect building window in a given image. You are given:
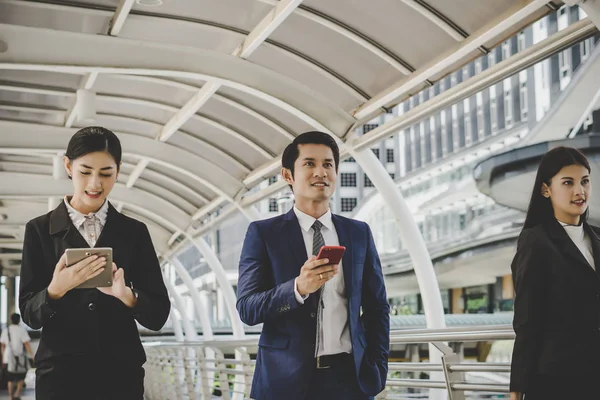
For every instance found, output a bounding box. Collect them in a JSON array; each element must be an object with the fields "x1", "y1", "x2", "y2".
[
  {"x1": 477, "y1": 106, "x2": 484, "y2": 138},
  {"x1": 558, "y1": 50, "x2": 570, "y2": 78},
  {"x1": 386, "y1": 107, "x2": 394, "y2": 114},
  {"x1": 364, "y1": 175, "x2": 374, "y2": 187},
  {"x1": 518, "y1": 31, "x2": 526, "y2": 52},
  {"x1": 363, "y1": 124, "x2": 378, "y2": 134},
  {"x1": 581, "y1": 39, "x2": 591, "y2": 60},
  {"x1": 341, "y1": 198, "x2": 357, "y2": 212},
  {"x1": 520, "y1": 84, "x2": 528, "y2": 120},
  {"x1": 465, "y1": 113, "x2": 472, "y2": 145},
  {"x1": 505, "y1": 91, "x2": 513, "y2": 126},
  {"x1": 475, "y1": 60, "x2": 482, "y2": 74},
  {"x1": 343, "y1": 157, "x2": 356, "y2": 163},
  {"x1": 559, "y1": 5, "x2": 567, "y2": 16},
  {"x1": 372, "y1": 148, "x2": 380, "y2": 158},
  {"x1": 389, "y1": 173, "x2": 395, "y2": 179},
  {"x1": 502, "y1": 41, "x2": 511, "y2": 60},
  {"x1": 386, "y1": 149, "x2": 394, "y2": 163},
  {"x1": 340, "y1": 172, "x2": 357, "y2": 187},
  {"x1": 268, "y1": 198, "x2": 278, "y2": 212},
  {"x1": 490, "y1": 98, "x2": 497, "y2": 131},
  {"x1": 268, "y1": 176, "x2": 278, "y2": 185}
]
